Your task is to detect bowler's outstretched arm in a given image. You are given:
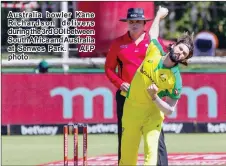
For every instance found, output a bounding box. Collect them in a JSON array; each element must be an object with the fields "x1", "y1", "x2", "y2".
[{"x1": 149, "y1": 6, "x2": 168, "y2": 40}]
